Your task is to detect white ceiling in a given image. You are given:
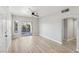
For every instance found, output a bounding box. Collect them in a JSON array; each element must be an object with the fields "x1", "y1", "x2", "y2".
[{"x1": 9, "y1": 6, "x2": 73, "y2": 17}]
